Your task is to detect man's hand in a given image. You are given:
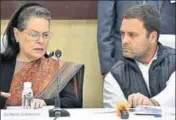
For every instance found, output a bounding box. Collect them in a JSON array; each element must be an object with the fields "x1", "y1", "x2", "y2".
[
  {"x1": 128, "y1": 93, "x2": 154, "y2": 107},
  {"x1": 116, "y1": 102, "x2": 130, "y2": 117},
  {"x1": 32, "y1": 99, "x2": 46, "y2": 109},
  {"x1": 0, "y1": 92, "x2": 11, "y2": 98}
]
